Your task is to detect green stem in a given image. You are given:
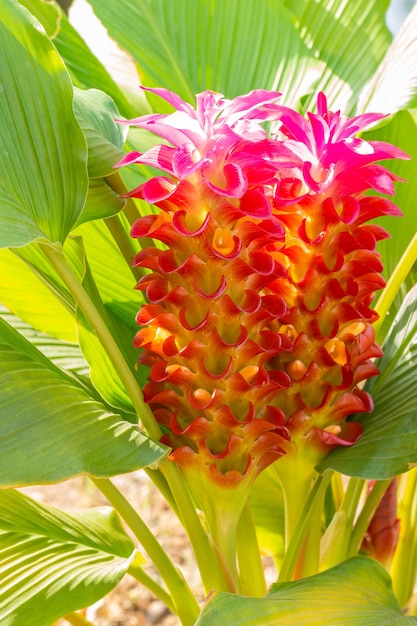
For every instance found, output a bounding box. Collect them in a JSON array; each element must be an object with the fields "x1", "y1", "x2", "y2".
[
  {"x1": 298, "y1": 487, "x2": 325, "y2": 578},
  {"x1": 64, "y1": 613, "x2": 95, "y2": 626},
  {"x1": 348, "y1": 479, "x2": 391, "y2": 558},
  {"x1": 160, "y1": 461, "x2": 230, "y2": 594},
  {"x1": 92, "y1": 477, "x2": 200, "y2": 626},
  {"x1": 328, "y1": 477, "x2": 365, "y2": 565},
  {"x1": 278, "y1": 470, "x2": 333, "y2": 582},
  {"x1": 38, "y1": 241, "x2": 161, "y2": 441},
  {"x1": 127, "y1": 563, "x2": 176, "y2": 613},
  {"x1": 237, "y1": 501, "x2": 266, "y2": 596},
  {"x1": 374, "y1": 231, "x2": 417, "y2": 342},
  {"x1": 390, "y1": 468, "x2": 417, "y2": 607},
  {"x1": 144, "y1": 467, "x2": 178, "y2": 516},
  {"x1": 105, "y1": 172, "x2": 153, "y2": 247},
  {"x1": 104, "y1": 212, "x2": 145, "y2": 281}
]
